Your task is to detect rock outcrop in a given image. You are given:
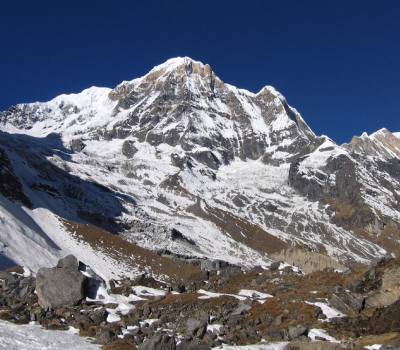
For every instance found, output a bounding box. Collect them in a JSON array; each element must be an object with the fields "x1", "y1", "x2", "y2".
[
  {"x1": 271, "y1": 248, "x2": 347, "y2": 274},
  {"x1": 366, "y1": 264, "x2": 400, "y2": 308}
]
